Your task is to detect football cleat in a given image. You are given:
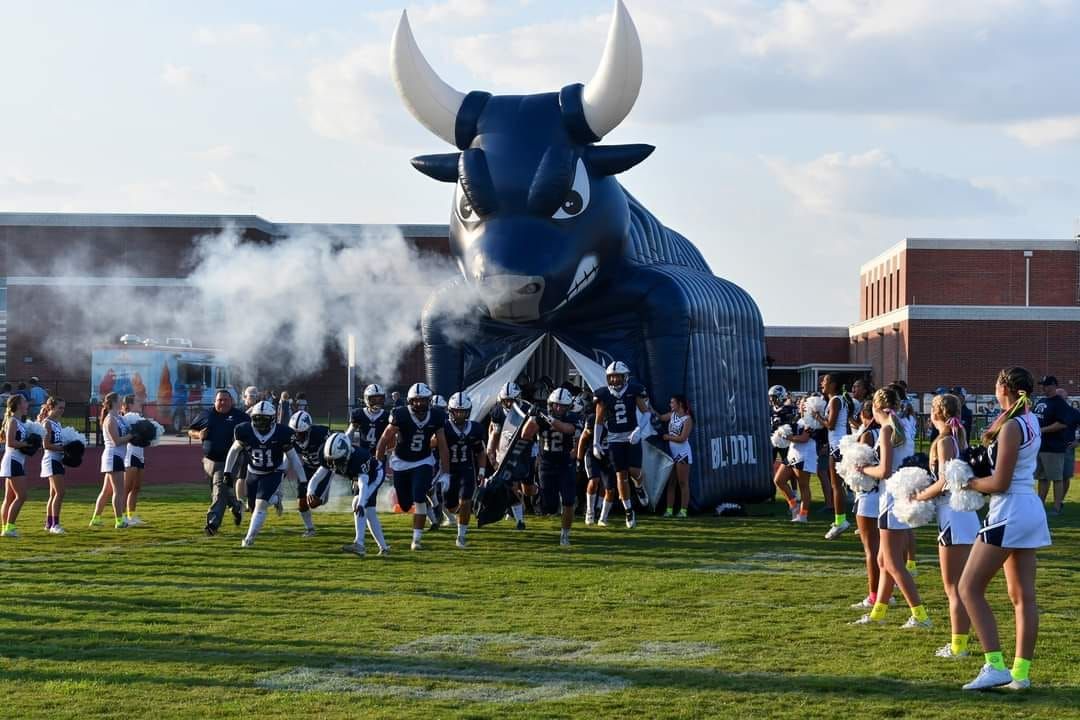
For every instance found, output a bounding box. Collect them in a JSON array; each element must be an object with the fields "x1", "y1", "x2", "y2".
[
  {"x1": 341, "y1": 543, "x2": 366, "y2": 556},
  {"x1": 240, "y1": 538, "x2": 254, "y2": 548},
  {"x1": 515, "y1": 520, "x2": 526, "y2": 531},
  {"x1": 204, "y1": 524, "x2": 218, "y2": 536},
  {"x1": 455, "y1": 537, "x2": 467, "y2": 549},
  {"x1": 410, "y1": 540, "x2": 422, "y2": 551},
  {"x1": 301, "y1": 528, "x2": 317, "y2": 538},
  {"x1": 585, "y1": 514, "x2": 596, "y2": 525},
  {"x1": 232, "y1": 503, "x2": 243, "y2": 526},
  {"x1": 625, "y1": 510, "x2": 636, "y2": 529}
]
